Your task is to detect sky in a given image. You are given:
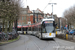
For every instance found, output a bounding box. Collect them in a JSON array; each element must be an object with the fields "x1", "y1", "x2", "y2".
[{"x1": 21, "y1": 0, "x2": 75, "y2": 17}]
